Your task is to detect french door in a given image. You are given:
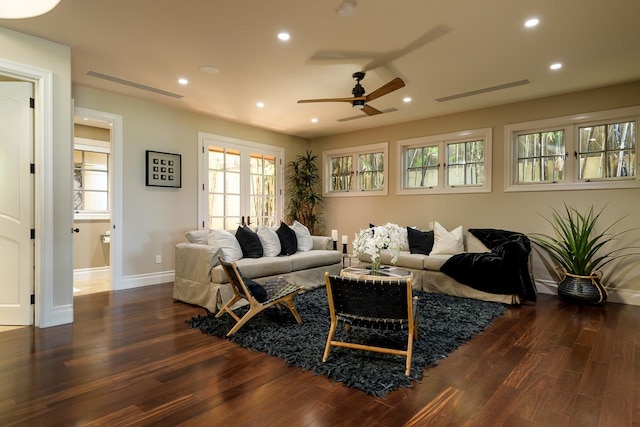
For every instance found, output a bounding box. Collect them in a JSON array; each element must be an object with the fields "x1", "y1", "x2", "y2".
[{"x1": 198, "y1": 132, "x2": 283, "y2": 230}]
